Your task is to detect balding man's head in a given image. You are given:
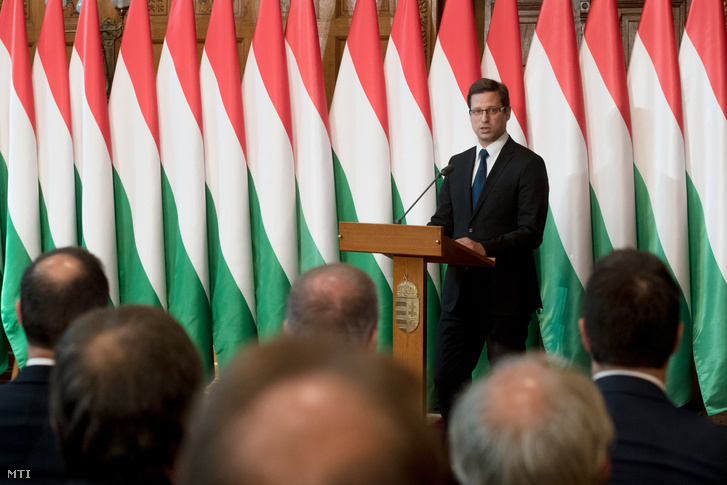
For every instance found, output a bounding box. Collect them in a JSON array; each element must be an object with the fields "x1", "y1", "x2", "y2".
[
  {"x1": 285, "y1": 263, "x2": 378, "y2": 347},
  {"x1": 19, "y1": 247, "x2": 109, "y2": 349},
  {"x1": 449, "y1": 354, "x2": 613, "y2": 485},
  {"x1": 180, "y1": 339, "x2": 449, "y2": 485}
]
